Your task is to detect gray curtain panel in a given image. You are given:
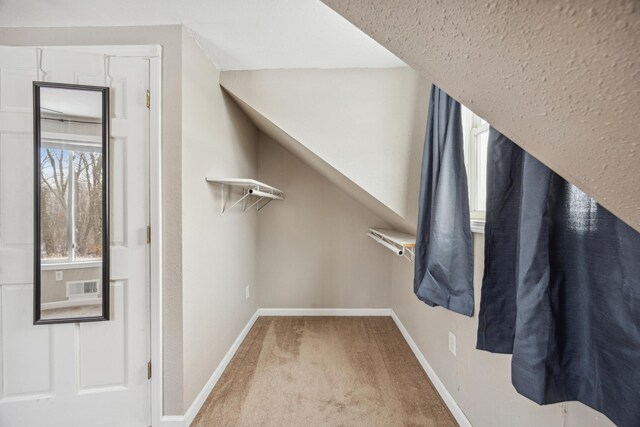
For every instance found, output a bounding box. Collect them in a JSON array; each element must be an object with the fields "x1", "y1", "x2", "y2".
[
  {"x1": 477, "y1": 128, "x2": 640, "y2": 427},
  {"x1": 414, "y1": 85, "x2": 473, "y2": 317},
  {"x1": 476, "y1": 130, "x2": 522, "y2": 353}
]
